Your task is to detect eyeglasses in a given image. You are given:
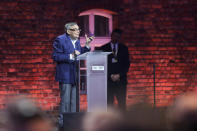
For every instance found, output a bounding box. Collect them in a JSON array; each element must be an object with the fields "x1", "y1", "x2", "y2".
[{"x1": 69, "y1": 28, "x2": 81, "y2": 32}]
